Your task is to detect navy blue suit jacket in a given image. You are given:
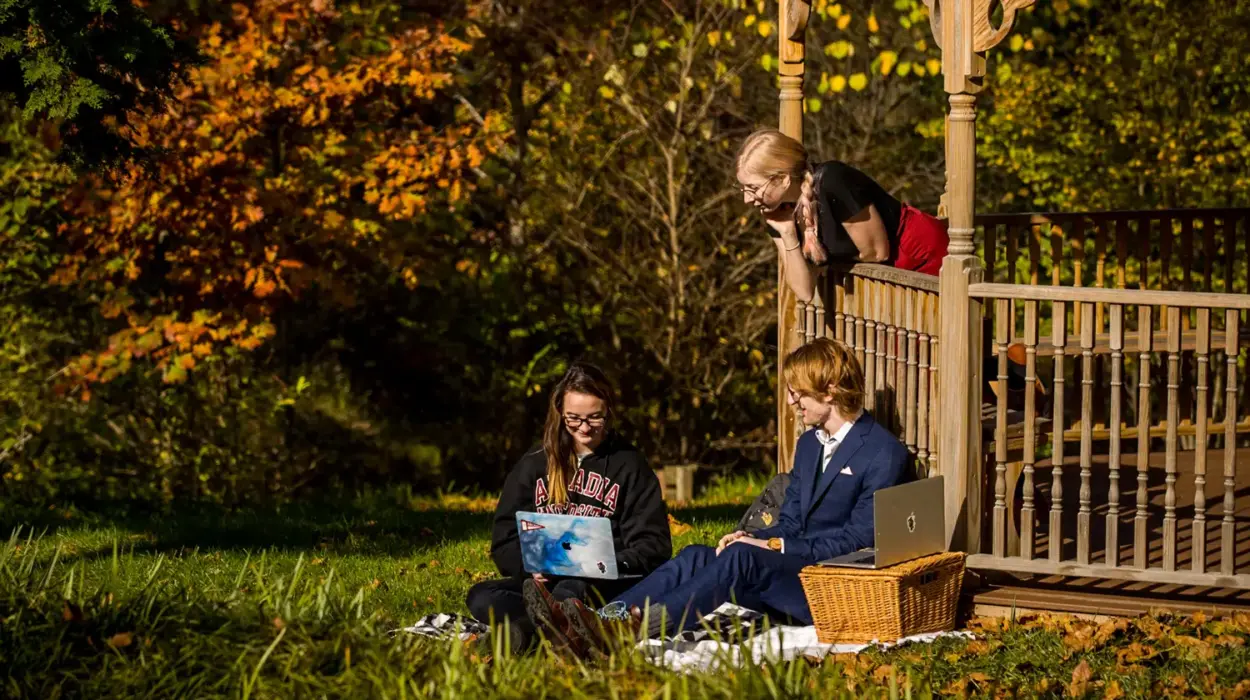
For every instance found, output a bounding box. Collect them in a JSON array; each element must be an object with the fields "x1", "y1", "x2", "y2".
[{"x1": 752, "y1": 412, "x2": 909, "y2": 561}]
